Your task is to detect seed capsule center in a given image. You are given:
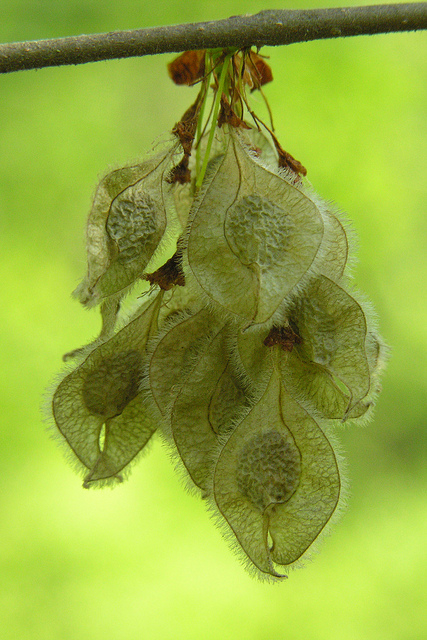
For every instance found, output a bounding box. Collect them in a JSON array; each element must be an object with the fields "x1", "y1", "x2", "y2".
[
  {"x1": 82, "y1": 351, "x2": 143, "y2": 418},
  {"x1": 236, "y1": 430, "x2": 301, "y2": 512}
]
